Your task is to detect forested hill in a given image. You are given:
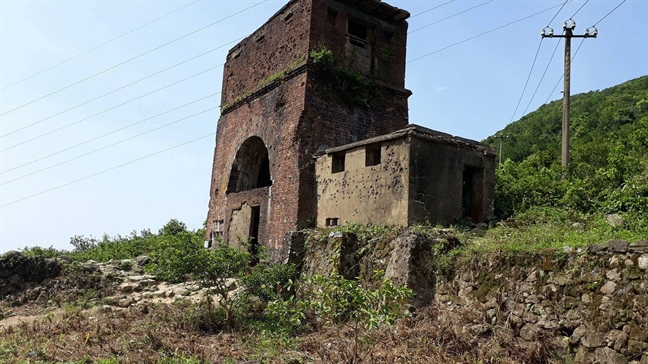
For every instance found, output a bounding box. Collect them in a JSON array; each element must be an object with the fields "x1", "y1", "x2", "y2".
[
  {"x1": 482, "y1": 75, "x2": 648, "y2": 218},
  {"x1": 484, "y1": 75, "x2": 648, "y2": 163}
]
